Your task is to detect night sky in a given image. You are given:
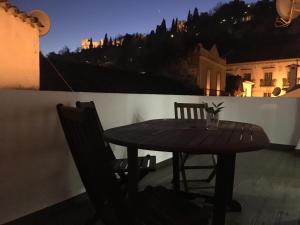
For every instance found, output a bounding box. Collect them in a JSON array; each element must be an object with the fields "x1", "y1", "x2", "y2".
[{"x1": 11, "y1": 0, "x2": 256, "y2": 54}]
